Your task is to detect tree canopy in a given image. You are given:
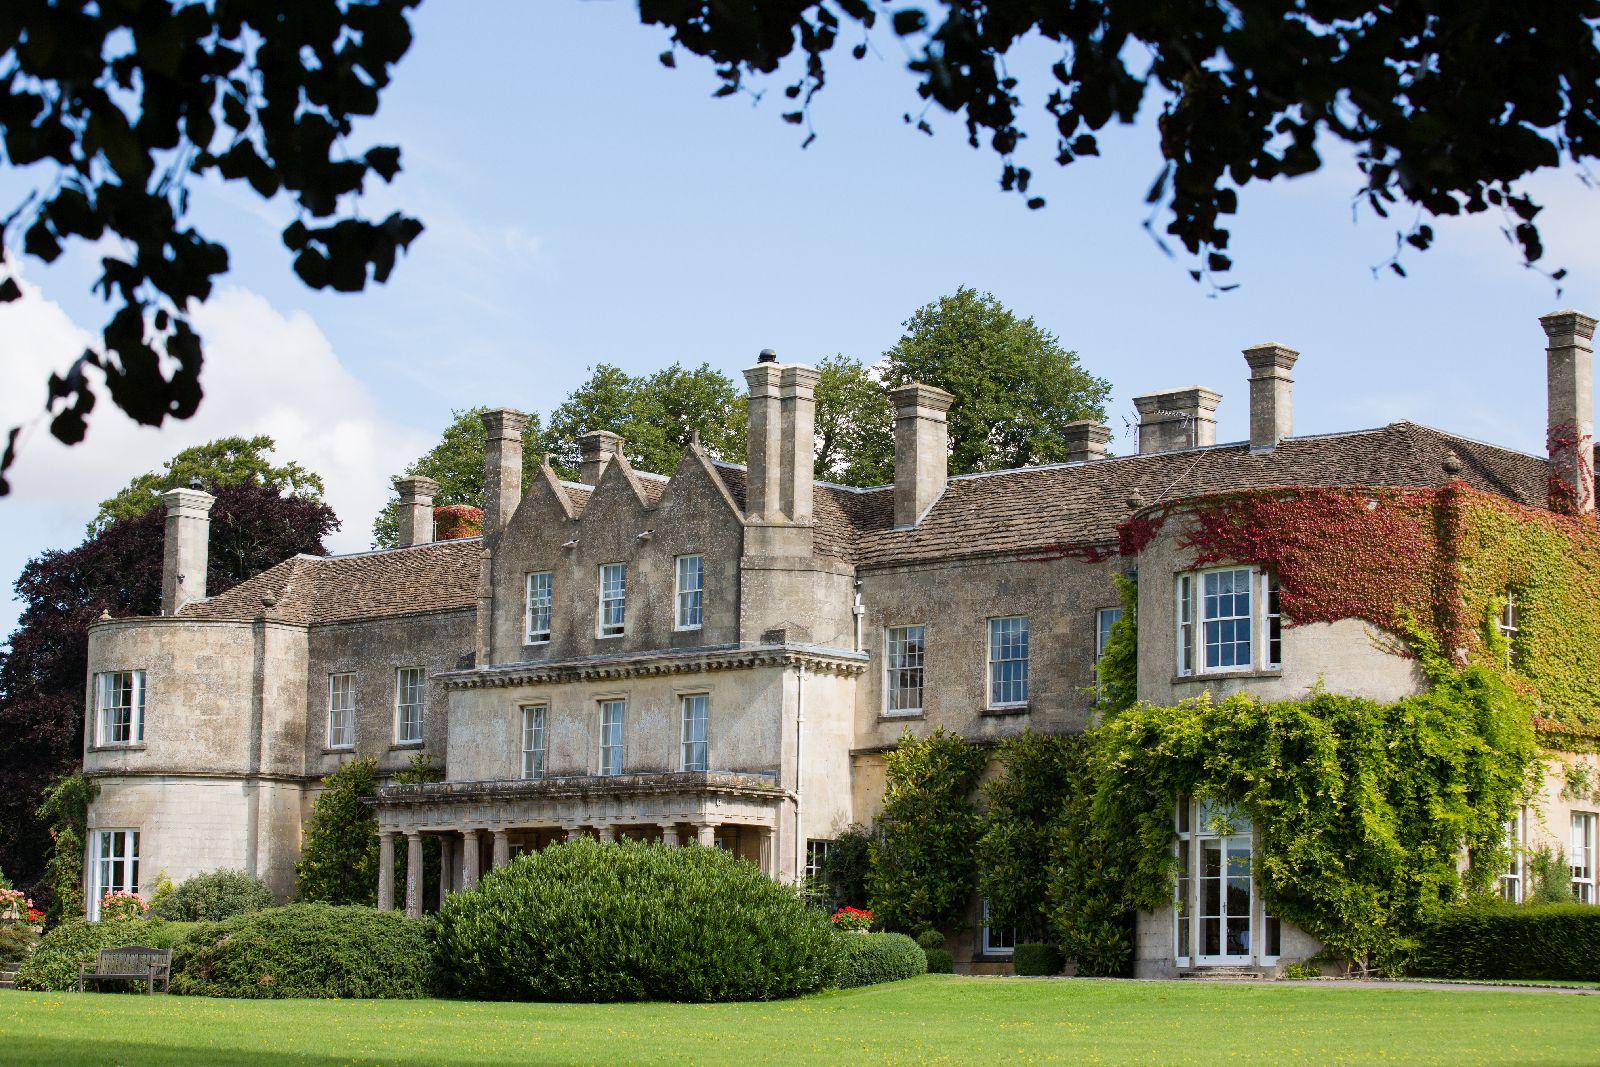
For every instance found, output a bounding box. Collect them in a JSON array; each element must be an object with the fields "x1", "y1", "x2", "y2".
[
  {"x1": 0, "y1": 473, "x2": 337, "y2": 907},
  {"x1": 91, "y1": 435, "x2": 325, "y2": 534}
]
